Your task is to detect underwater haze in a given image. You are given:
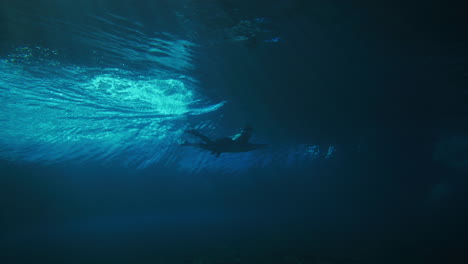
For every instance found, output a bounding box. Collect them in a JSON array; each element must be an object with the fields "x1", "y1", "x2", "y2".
[{"x1": 1, "y1": 1, "x2": 468, "y2": 263}]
